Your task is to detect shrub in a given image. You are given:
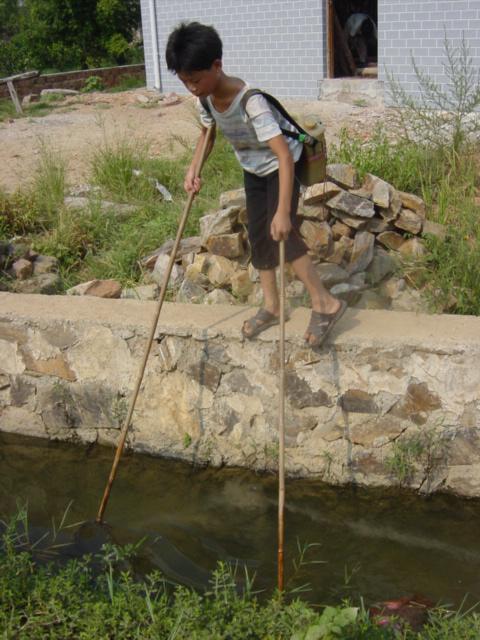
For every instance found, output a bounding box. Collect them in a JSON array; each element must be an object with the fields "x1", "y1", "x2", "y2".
[{"x1": 82, "y1": 74, "x2": 105, "y2": 93}]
